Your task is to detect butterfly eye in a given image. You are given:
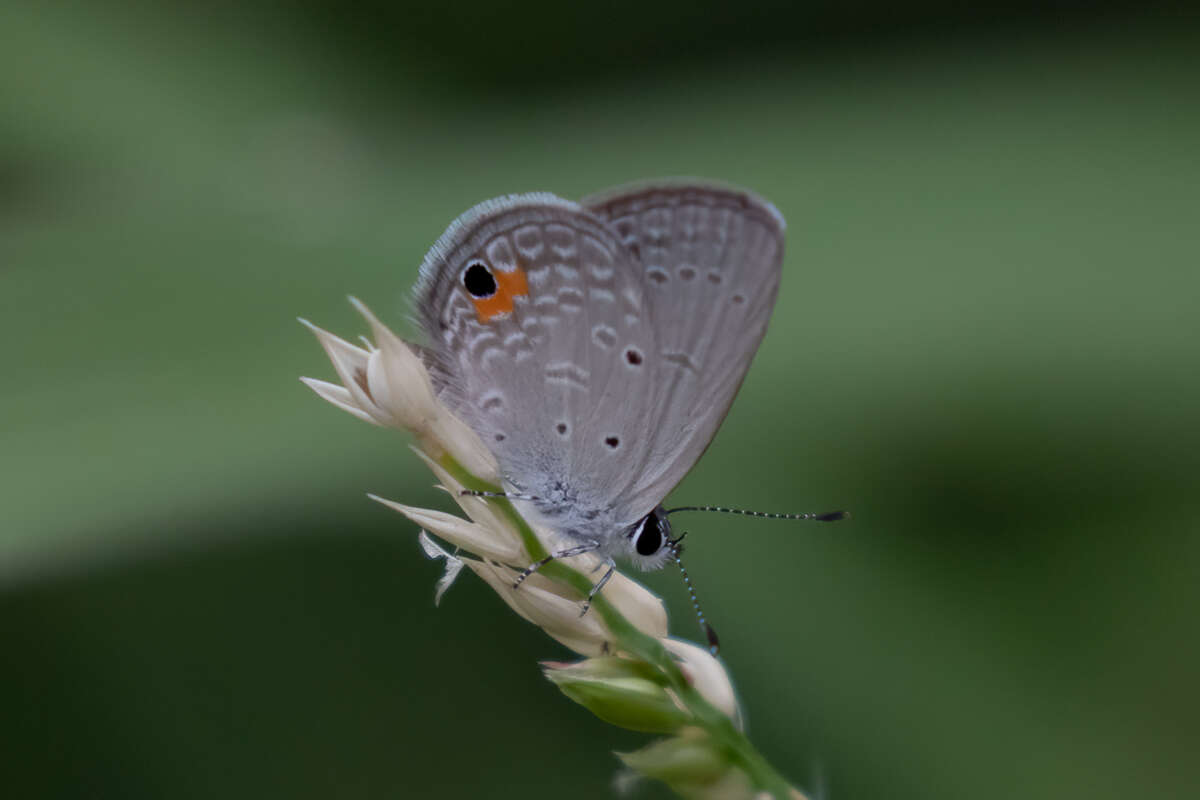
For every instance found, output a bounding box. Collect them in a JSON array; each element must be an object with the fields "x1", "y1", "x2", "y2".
[
  {"x1": 462, "y1": 262, "x2": 497, "y2": 298},
  {"x1": 633, "y1": 514, "x2": 664, "y2": 556}
]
